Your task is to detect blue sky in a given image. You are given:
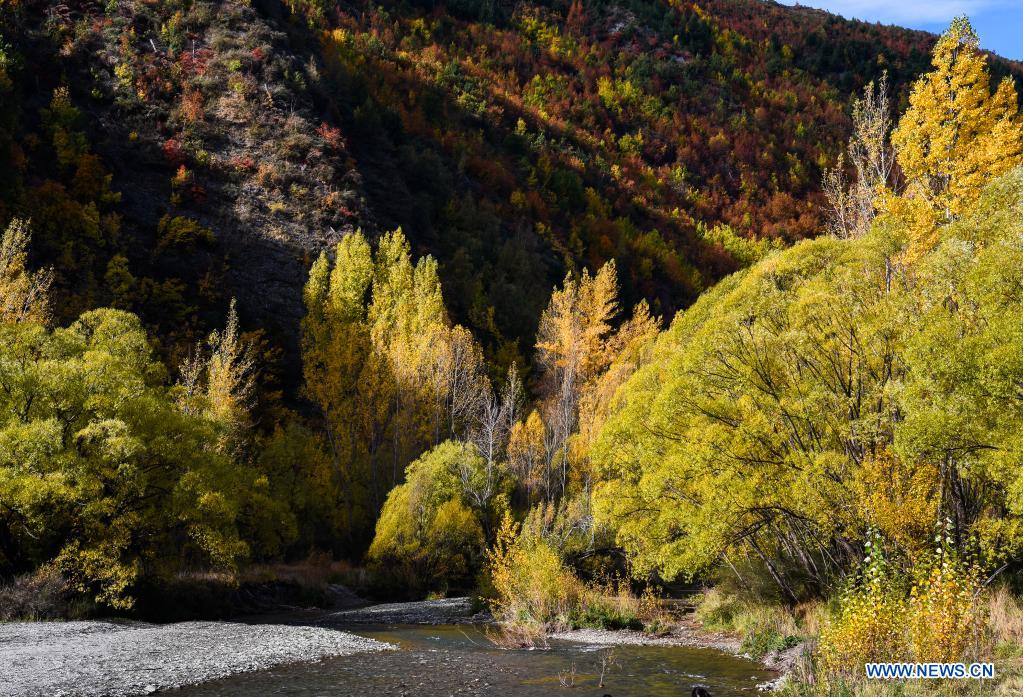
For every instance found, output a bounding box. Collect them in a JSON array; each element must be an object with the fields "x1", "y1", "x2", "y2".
[{"x1": 775, "y1": 1, "x2": 1023, "y2": 60}]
